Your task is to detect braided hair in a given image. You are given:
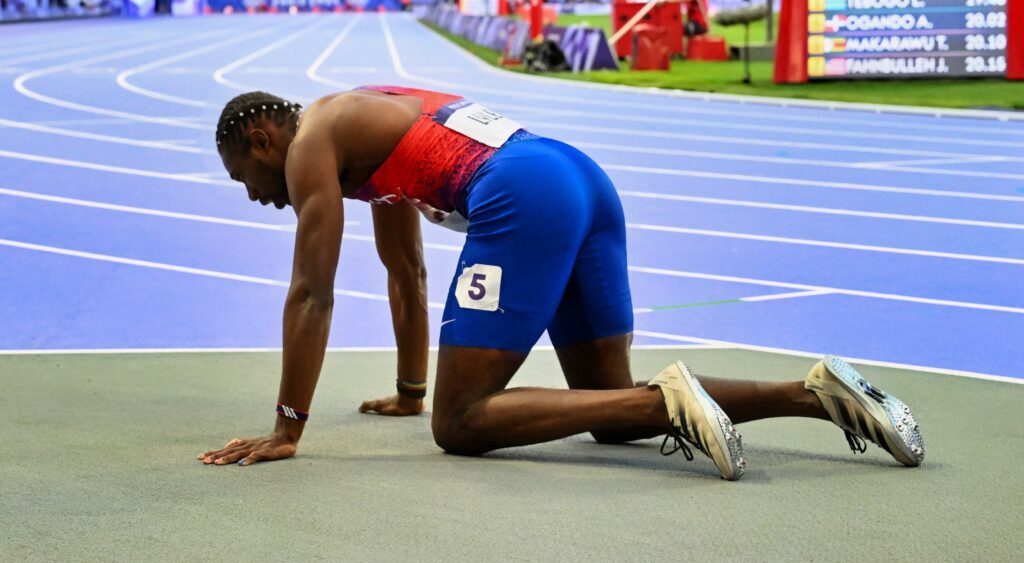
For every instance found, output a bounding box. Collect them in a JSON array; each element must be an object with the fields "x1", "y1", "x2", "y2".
[{"x1": 215, "y1": 91, "x2": 302, "y2": 153}]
